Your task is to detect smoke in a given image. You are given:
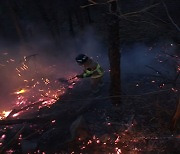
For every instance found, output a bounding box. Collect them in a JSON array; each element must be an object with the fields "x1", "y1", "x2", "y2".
[
  {"x1": 0, "y1": 26, "x2": 108, "y2": 111},
  {"x1": 121, "y1": 41, "x2": 178, "y2": 79},
  {"x1": 0, "y1": 26, "x2": 178, "y2": 111}
]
